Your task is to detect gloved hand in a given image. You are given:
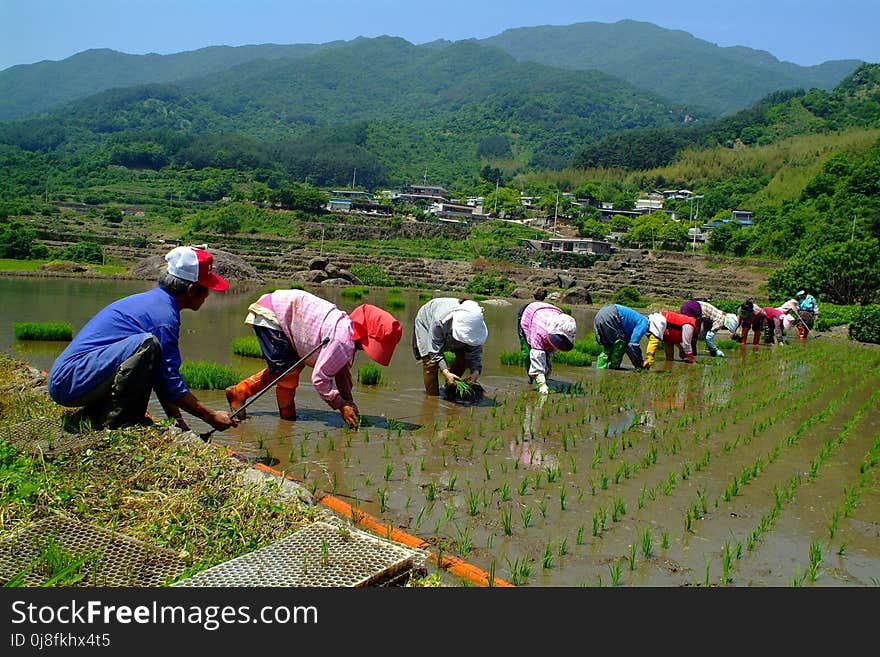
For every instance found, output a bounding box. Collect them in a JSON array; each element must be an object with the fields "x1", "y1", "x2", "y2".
[
  {"x1": 714, "y1": 349, "x2": 725, "y2": 358},
  {"x1": 340, "y1": 403, "x2": 359, "y2": 429},
  {"x1": 640, "y1": 361, "x2": 651, "y2": 371},
  {"x1": 534, "y1": 373, "x2": 549, "y2": 395}
]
